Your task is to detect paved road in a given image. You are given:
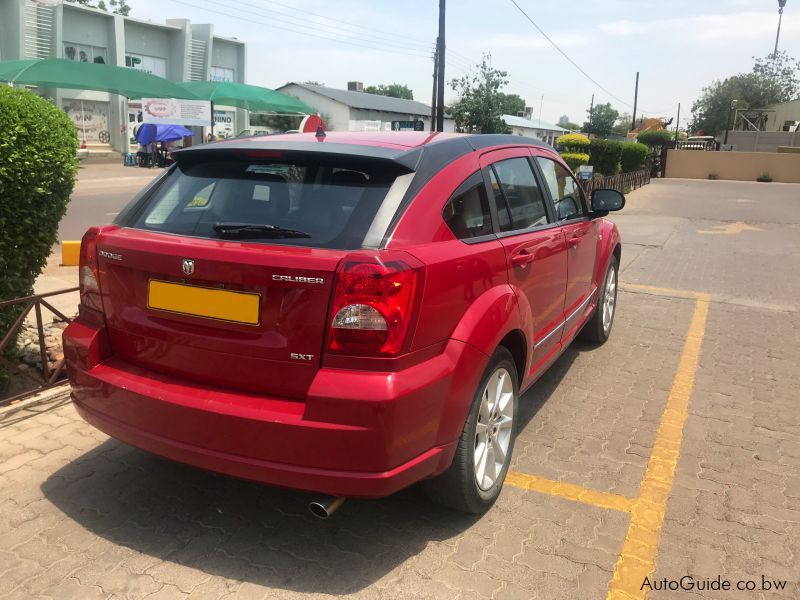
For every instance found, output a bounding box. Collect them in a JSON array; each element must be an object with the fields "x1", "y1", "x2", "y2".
[
  {"x1": 3, "y1": 178, "x2": 799, "y2": 599},
  {"x1": 58, "y1": 162, "x2": 161, "y2": 241}
]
